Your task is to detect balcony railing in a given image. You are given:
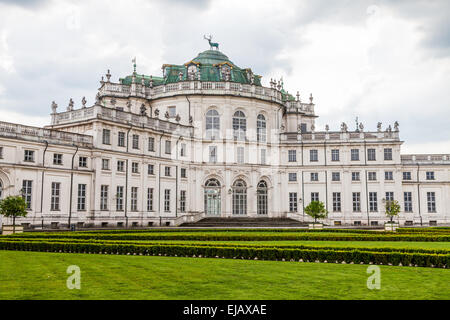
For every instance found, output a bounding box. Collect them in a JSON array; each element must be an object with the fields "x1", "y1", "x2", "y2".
[
  {"x1": 281, "y1": 130, "x2": 400, "y2": 143},
  {"x1": 0, "y1": 121, "x2": 93, "y2": 146},
  {"x1": 98, "y1": 80, "x2": 287, "y2": 106},
  {"x1": 401, "y1": 154, "x2": 450, "y2": 164},
  {"x1": 52, "y1": 105, "x2": 193, "y2": 137}
]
